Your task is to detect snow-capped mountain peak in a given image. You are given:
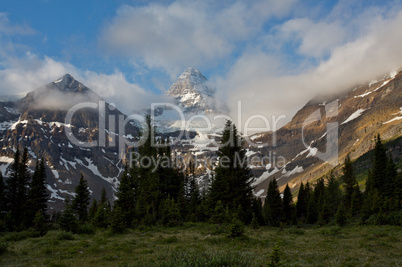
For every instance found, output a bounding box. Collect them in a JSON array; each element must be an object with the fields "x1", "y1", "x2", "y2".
[
  {"x1": 52, "y1": 74, "x2": 89, "y2": 93},
  {"x1": 166, "y1": 67, "x2": 216, "y2": 114}
]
